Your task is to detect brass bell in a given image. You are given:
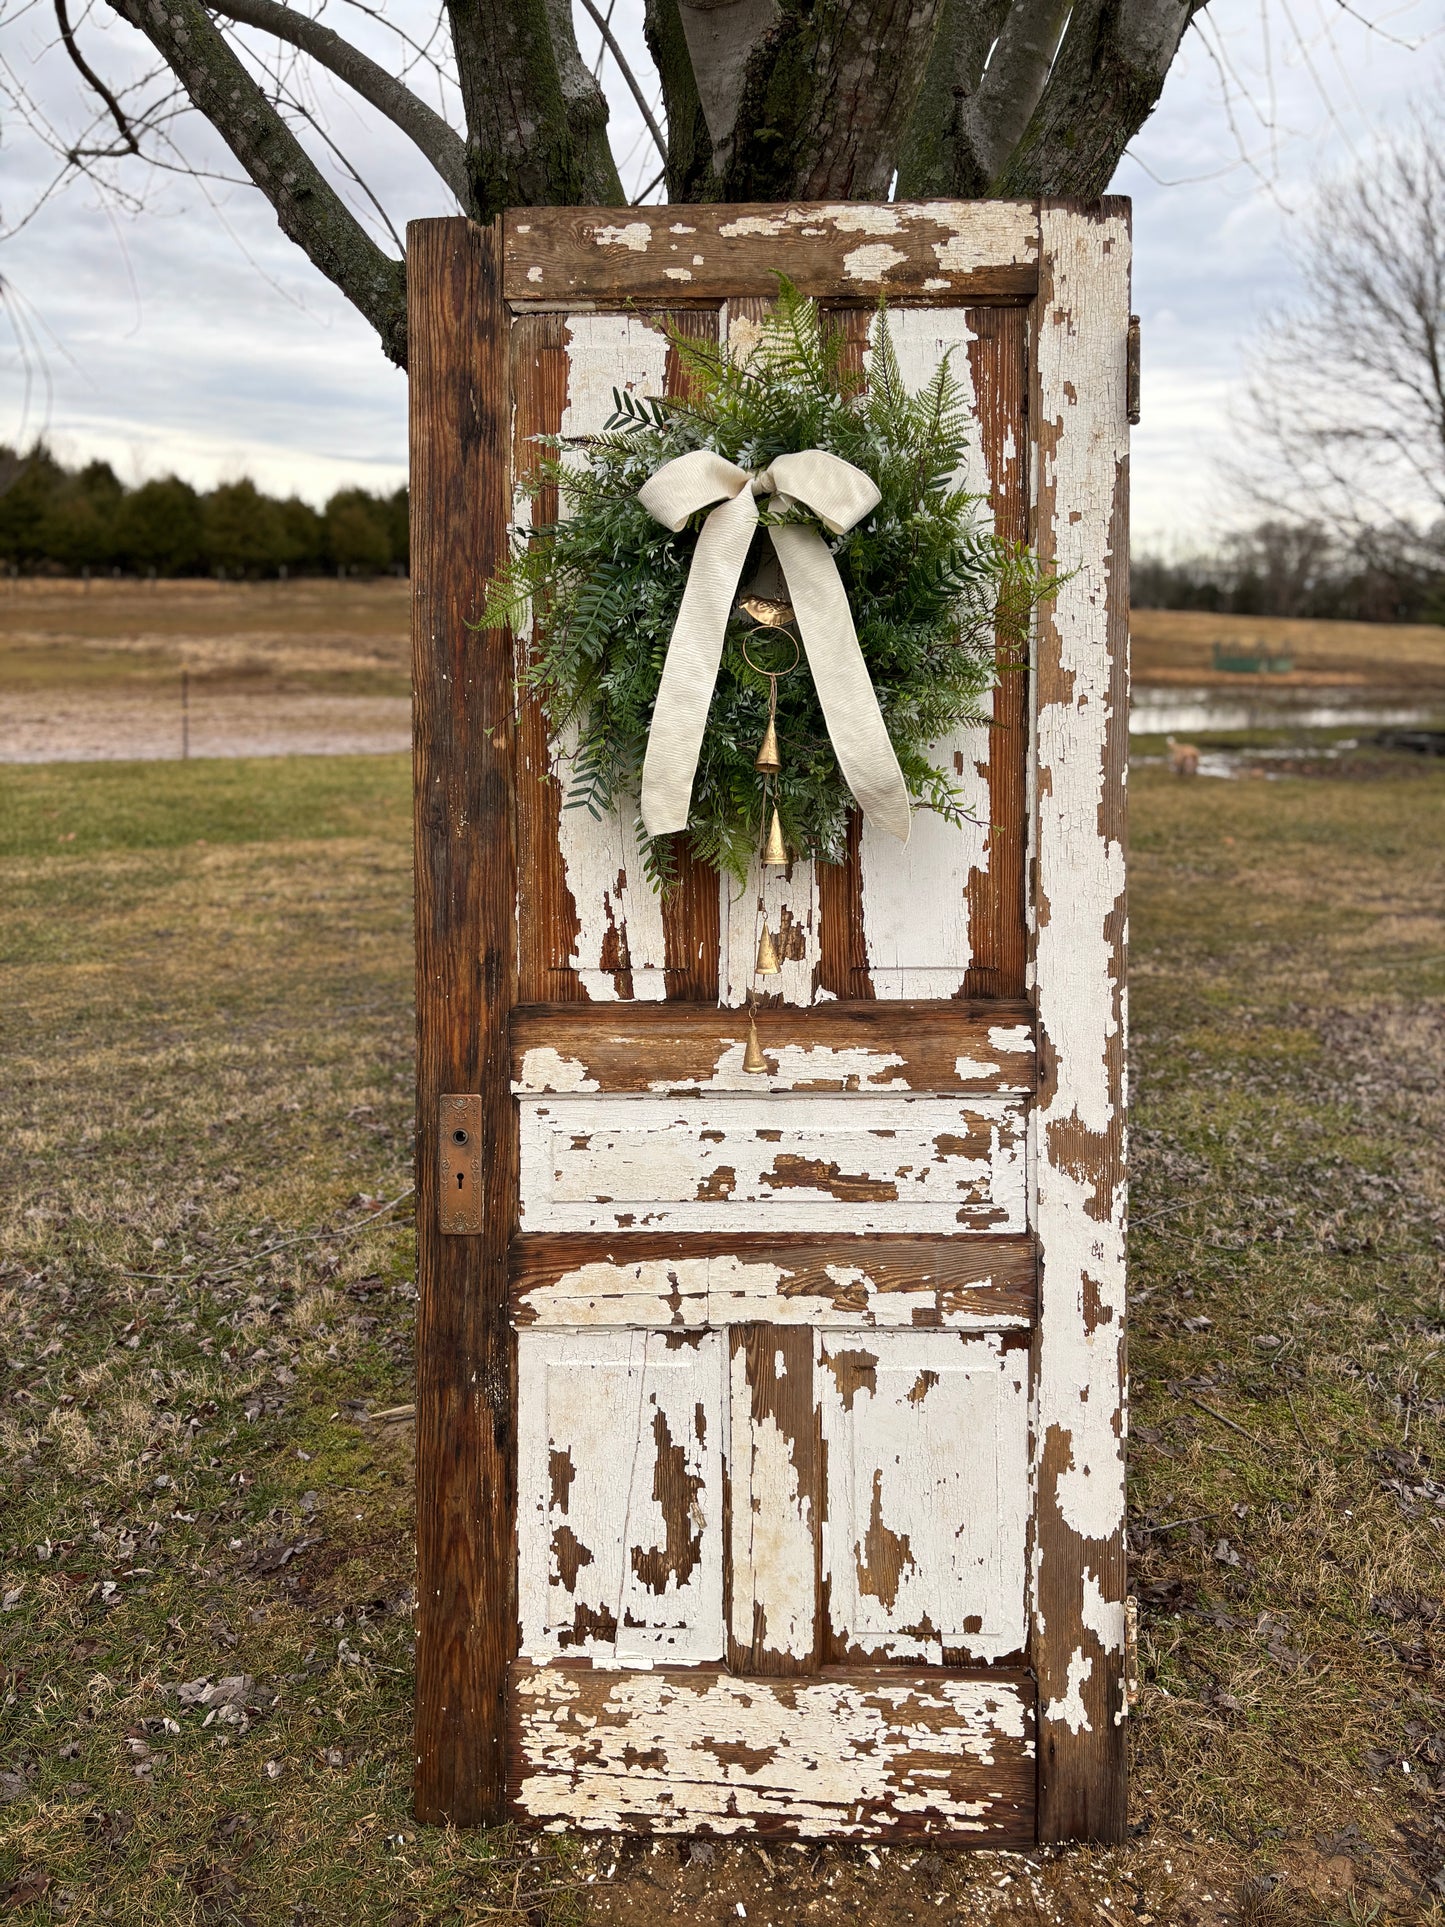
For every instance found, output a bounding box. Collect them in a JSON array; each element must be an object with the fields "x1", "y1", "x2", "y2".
[
  {"x1": 742, "y1": 1011, "x2": 767, "y2": 1074},
  {"x1": 762, "y1": 806, "x2": 788, "y2": 868},
  {"x1": 754, "y1": 714, "x2": 781, "y2": 775},
  {"x1": 755, "y1": 924, "x2": 780, "y2": 975}
]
